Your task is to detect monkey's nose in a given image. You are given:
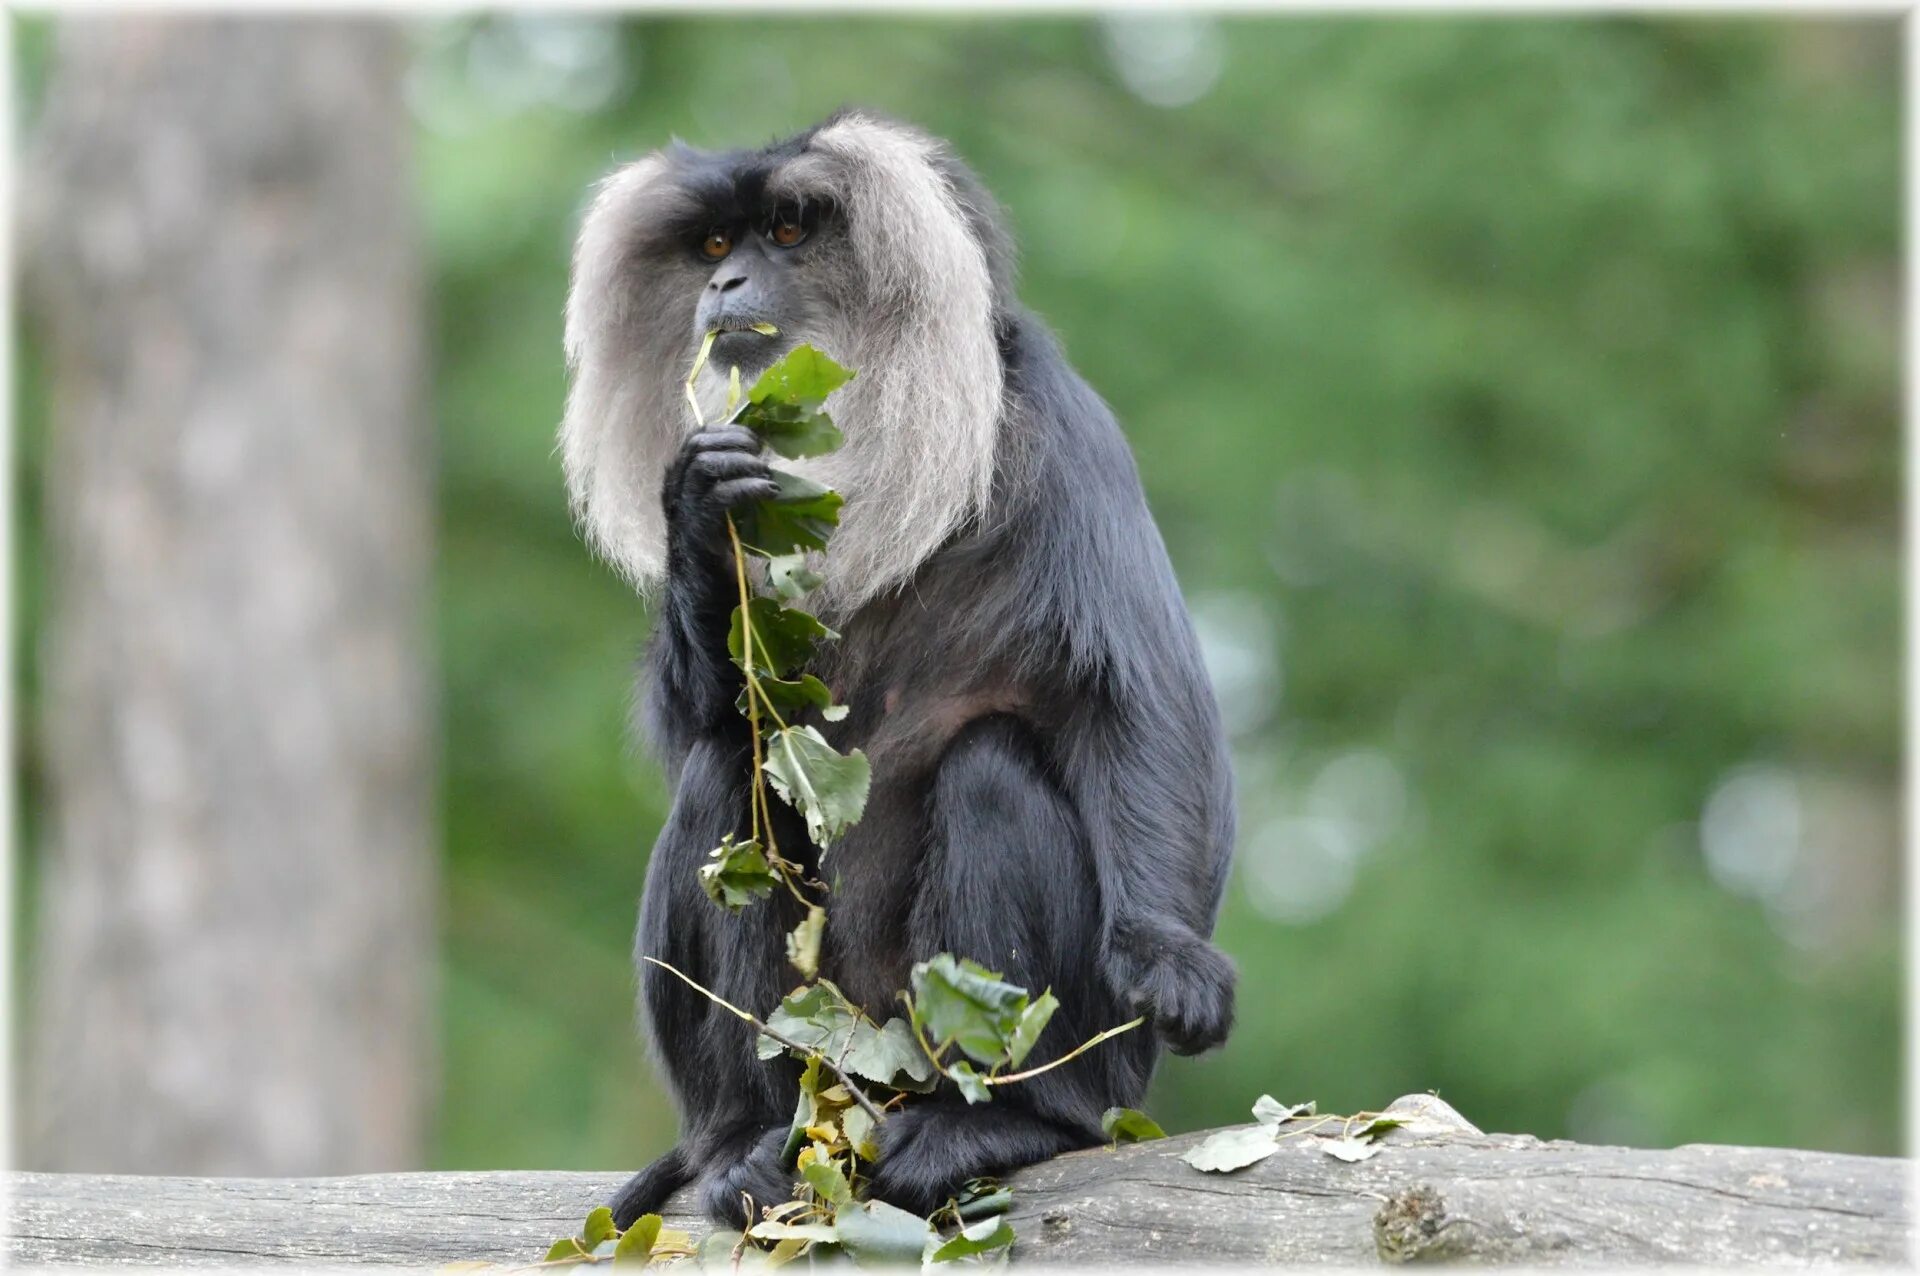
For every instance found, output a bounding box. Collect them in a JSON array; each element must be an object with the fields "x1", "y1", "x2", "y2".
[{"x1": 710, "y1": 272, "x2": 748, "y2": 293}]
